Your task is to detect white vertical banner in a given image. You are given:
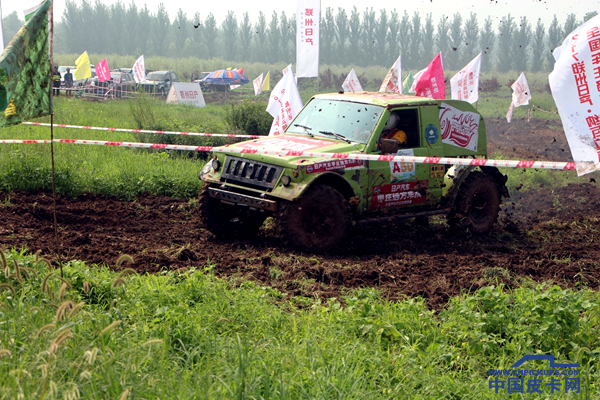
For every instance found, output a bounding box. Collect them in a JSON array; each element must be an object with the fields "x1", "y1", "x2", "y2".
[
  {"x1": 132, "y1": 55, "x2": 146, "y2": 83},
  {"x1": 342, "y1": 68, "x2": 363, "y2": 92},
  {"x1": 296, "y1": 0, "x2": 320, "y2": 78},
  {"x1": 266, "y1": 70, "x2": 304, "y2": 136},
  {"x1": 379, "y1": 55, "x2": 402, "y2": 93},
  {"x1": 549, "y1": 14, "x2": 600, "y2": 176},
  {"x1": 450, "y1": 52, "x2": 482, "y2": 104},
  {"x1": 253, "y1": 73, "x2": 264, "y2": 95}
]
